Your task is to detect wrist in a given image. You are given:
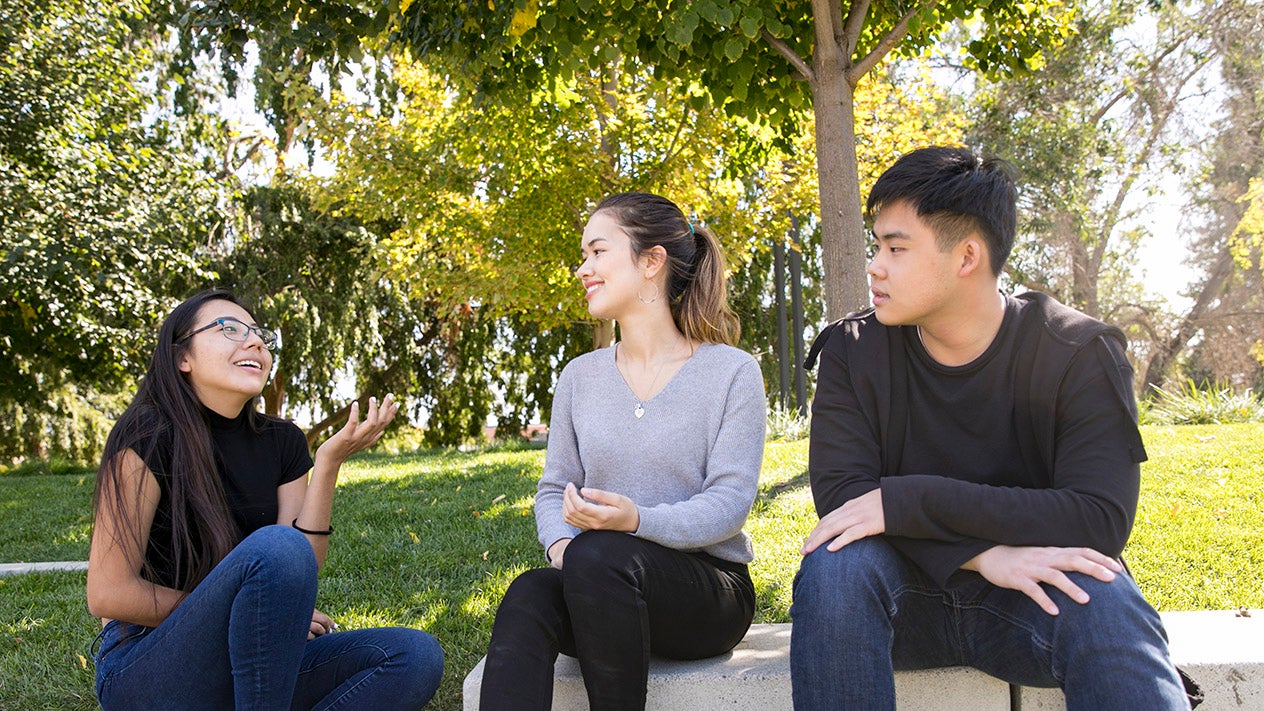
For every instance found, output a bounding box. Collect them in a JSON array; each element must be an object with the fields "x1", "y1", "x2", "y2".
[{"x1": 312, "y1": 448, "x2": 346, "y2": 470}]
